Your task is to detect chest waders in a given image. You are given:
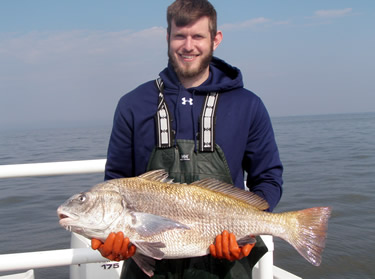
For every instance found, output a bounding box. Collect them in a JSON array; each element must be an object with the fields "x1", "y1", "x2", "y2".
[
  {"x1": 120, "y1": 78, "x2": 267, "y2": 279},
  {"x1": 148, "y1": 78, "x2": 233, "y2": 185}
]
